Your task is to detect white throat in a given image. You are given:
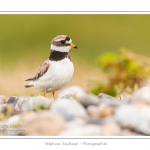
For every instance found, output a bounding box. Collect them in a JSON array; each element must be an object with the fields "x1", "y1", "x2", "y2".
[{"x1": 51, "y1": 44, "x2": 71, "y2": 52}]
